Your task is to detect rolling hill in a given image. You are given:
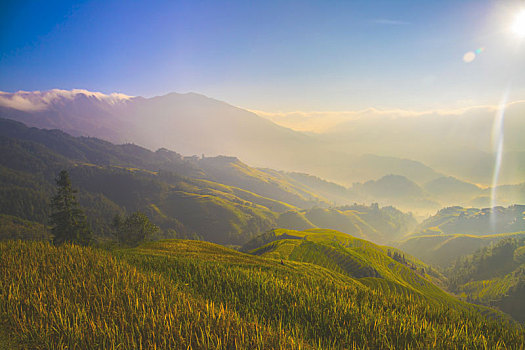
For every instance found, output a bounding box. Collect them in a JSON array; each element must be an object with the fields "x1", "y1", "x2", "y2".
[
  {"x1": 424, "y1": 176, "x2": 483, "y2": 203},
  {"x1": 242, "y1": 228, "x2": 451, "y2": 302},
  {"x1": 195, "y1": 155, "x2": 327, "y2": 208},
  {"x1": 0, "y1": 118, "x2": 416, "y2": 245},
  {"x1": 397, "y1": 232, "x2": 525, "y2": 268},
  {"x1": 277, "y1": 205, "x2": 417, "y2": 243},
  {"x1": 270, "y1": 170, "x2": 353, "y2": 205},
  {"x1": 1, "y1": 238, "x2": 523, "y2": 348},
  {"x1": 417, "y1": 205, "x2": 525, "y2": 236},
  {"x1": 350, "y1": 174, "x2": 440, "y2": 213},
  {"x1": 447, "y1": 236, "x2": 525, "y2": 323},
  {"x1": 396, "y1": 205, "x2": 525, "y2": 267}
]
